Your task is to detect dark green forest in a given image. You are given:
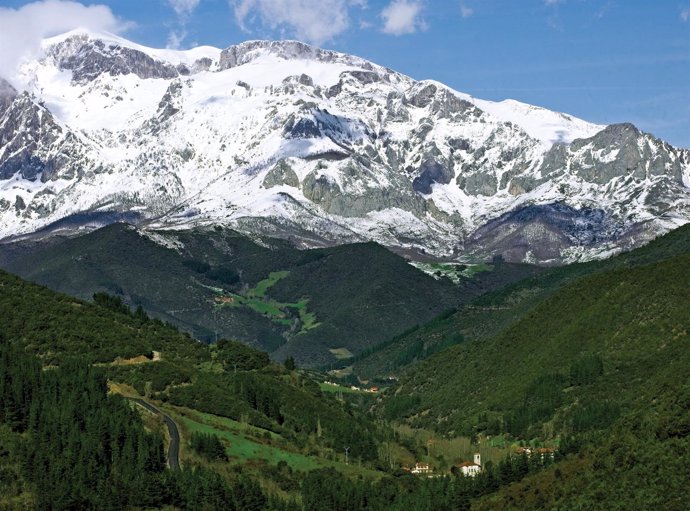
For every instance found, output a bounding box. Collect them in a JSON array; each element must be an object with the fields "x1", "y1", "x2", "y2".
[{"x1": 0, "y1": 224, "x2": 468, "y2": 365}]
